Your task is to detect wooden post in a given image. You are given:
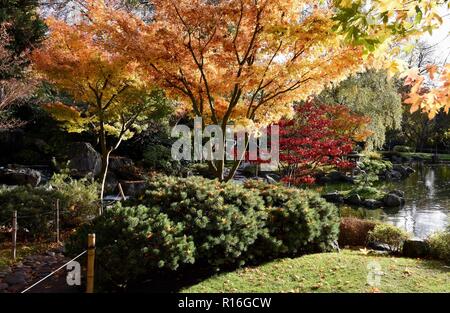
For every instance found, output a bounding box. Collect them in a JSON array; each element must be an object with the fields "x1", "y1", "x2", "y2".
[
  {"x1": 86, "y1": 233, "x2": 96, "y2": 293},
  {"x1": 118, "y1": 183, "x2": 126, "y2": 200},
  {"x1": 56, "y1": 199, "x2": 60, "y2": 244},
  {"x1": 12, "y1": 210, "x2": 17, "y2": 260}
]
